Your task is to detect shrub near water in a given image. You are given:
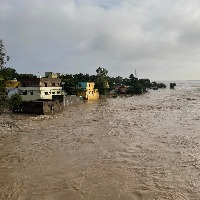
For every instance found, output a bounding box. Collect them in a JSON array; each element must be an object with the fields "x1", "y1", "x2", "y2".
[
  {"x1": 0, "y1": 95, "x2": 10, "y2": 114},
  {"x1": 9, "y1": 94, "x2": 23, "y2": 112},
  {"x1": 127, "y1": 82, "x2": 144, "y2": 94},
  {"x1": 0, "y1": 94, "x2": 22, "y2": 114}
]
